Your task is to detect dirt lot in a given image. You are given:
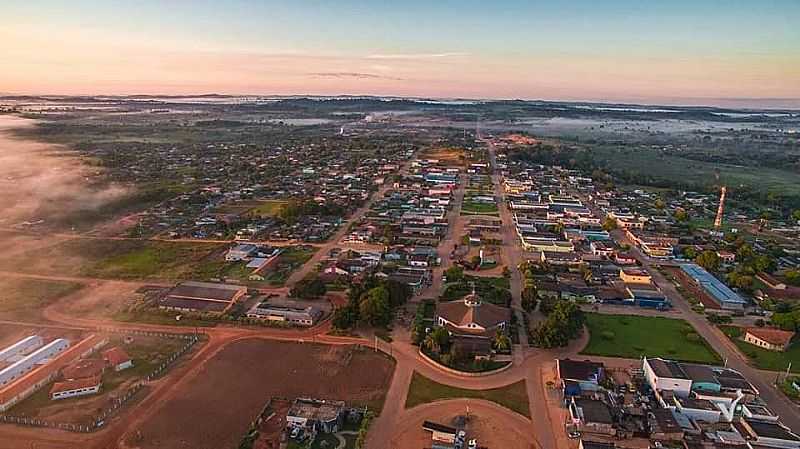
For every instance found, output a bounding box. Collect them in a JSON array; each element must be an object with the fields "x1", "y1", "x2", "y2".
[
  {"x1": 391, "y1": 399, "x2": 535, "y2": 449},
  {"x1": 125, "y1": 339, "x2": 395, "y2": 449}
]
